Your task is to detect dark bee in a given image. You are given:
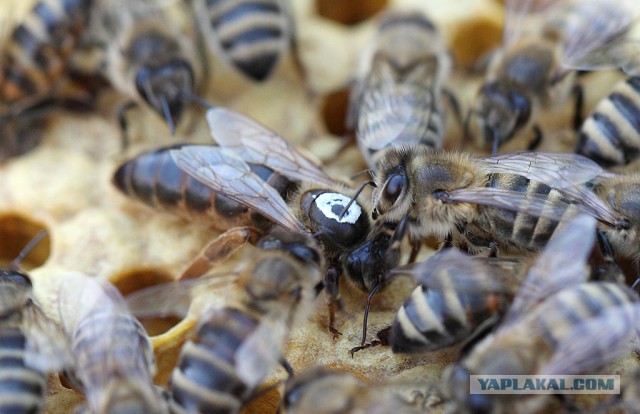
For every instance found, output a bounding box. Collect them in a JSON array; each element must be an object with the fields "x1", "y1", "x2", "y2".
[
  {"x1": 57, "y1": 272, "x2": 165, "y2": 413},
  {"x1": 466, "y1": 0, "x2": 639, "y2": 154},
  {"x1": 347, "y1": 9, "x2": 451, "y2": 169},
  {"x1": 193, "y1": 0, "x2": 294, "y2": 81},
  {"x1": 442, "y1": 215, "x2": 640, "y2": 414},
  {"x1": 576, "y1": 76, "x2": 640, "y2": 167}
]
